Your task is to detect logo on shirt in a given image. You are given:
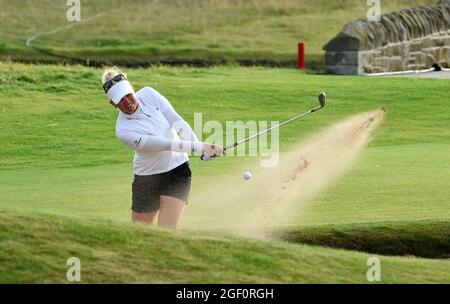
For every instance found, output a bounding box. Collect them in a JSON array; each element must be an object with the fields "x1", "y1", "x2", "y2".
[
  {"x1": 126, "y1": 117, "x2": 141, "y2": 121},
  {"x1": 134, "y1": 138, "x2": 142, "y2": 147}
]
